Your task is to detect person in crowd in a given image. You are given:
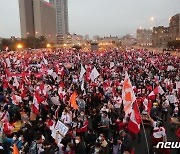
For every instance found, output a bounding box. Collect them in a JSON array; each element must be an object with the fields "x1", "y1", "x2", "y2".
[
  {"x1": 98, "y1": 111, "x2": 110, "y2": 139},
  {"x1": 74, "y1": 135, "x2": 86, "y2": 154},
  {"x1": 118, "y1": 130, "x2": 133, "y2": 154},
  {"x1": 161, "y1": 95, "x2": 170, "y2": 121},
  {"x1": 85, "y1": 129, "x2": 97, "y2": 153},
  {"x1": 64, "y1": 143, "x2": 75, "y2": 154},
  {"x1": 89, "y1": 142, "x2": 102, "y2": 154},
  {"x1": 97, "y1": 133, "x2": 109, "y2": 154}
]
